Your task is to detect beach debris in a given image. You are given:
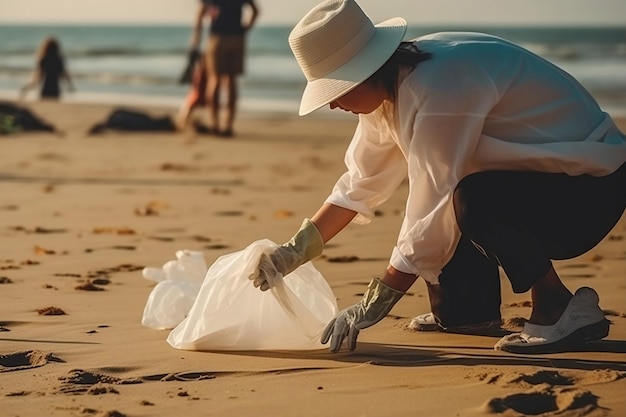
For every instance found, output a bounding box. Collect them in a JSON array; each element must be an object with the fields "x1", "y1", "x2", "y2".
[
  {"x1": 90, "y1": 264, "x2": 143, "y2": 276},
  {"x1": 92, "y1": 226, "x2": 136, "y2": 235},
  {"x1": 159, "y1": 162, "x2": 195, "y2": 172},
  {"x1": 37, "y1": 306, "x2": 66, "y2": 315},
  {"x1": 135, "y1": 200, "x2": 169, "y2": 216},
  {"x1": 0, "y1": 276, "x2": 13, "y2": 283},
  {"x1": 8, "y1": 226, "x2": 67, "y2": 234},
  {"x1": 85, "y1": 245, "x2": 137, "y2": 253},
  {"x1": 34, "y1": 245, "x2": 56, "y2": 255},
  {"x1": 75, "y1": 281, "x2": 105, "y2": 291},
  {"x1": 111, "y1": 245, "x2": 136, "y2": 251},
  {"x1": 78, "y1": 409, "x2": 128, "y2": 417},
  {"x1": 274, "y1": 209, "x2": 294, "y2": 218},
  {"x1": 210, "y1": 187, "x2": 231, "y2": 195},
  {"x1": 147, "y1": 235, "x2": 175, "y2": 242},
  {"x1": 191, "y1": 235, "x2": 212, "y2": 242},
  {"x1": 326, "y1": 255, "x2": 360, "y2": 263},
  {"x1": 215, "y1": 210, "x2": 244, "y2": 216},
  {"x1": 204, "y1": 244, "x2": 229, "y2": 250}
]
